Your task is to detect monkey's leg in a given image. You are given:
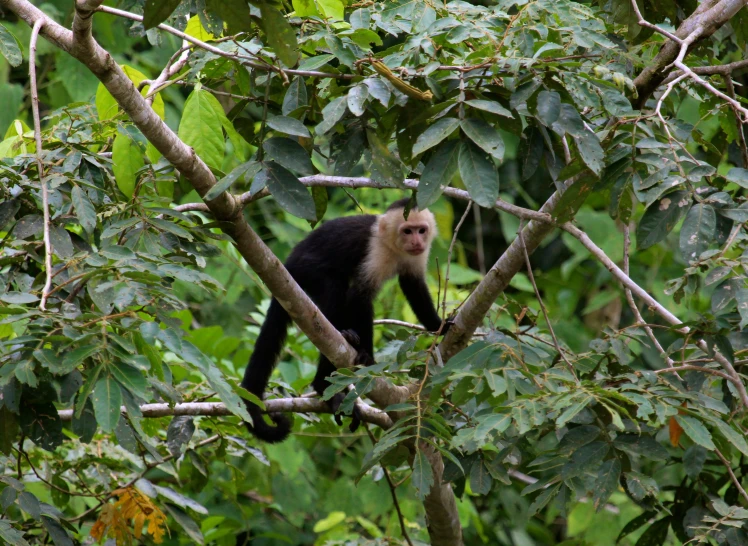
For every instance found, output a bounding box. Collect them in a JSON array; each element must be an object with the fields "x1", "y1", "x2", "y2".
[{"x1": 343, "y1": 288, "x2": 376, "y2": 366}]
